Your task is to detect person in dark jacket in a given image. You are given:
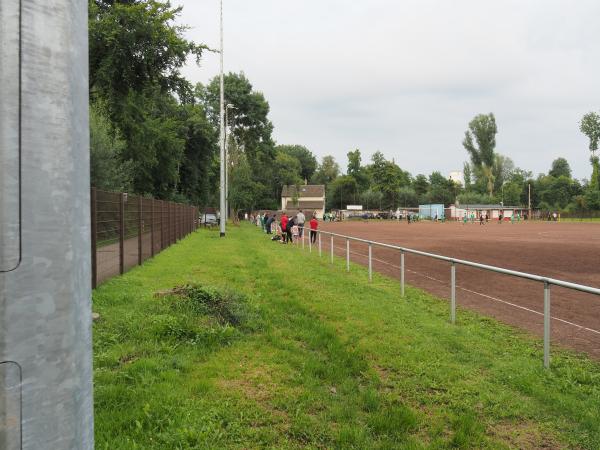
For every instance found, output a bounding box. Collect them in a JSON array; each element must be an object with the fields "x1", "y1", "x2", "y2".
[{"x1": 266, "y1": 214, "x2": 275, "y2": 234}]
